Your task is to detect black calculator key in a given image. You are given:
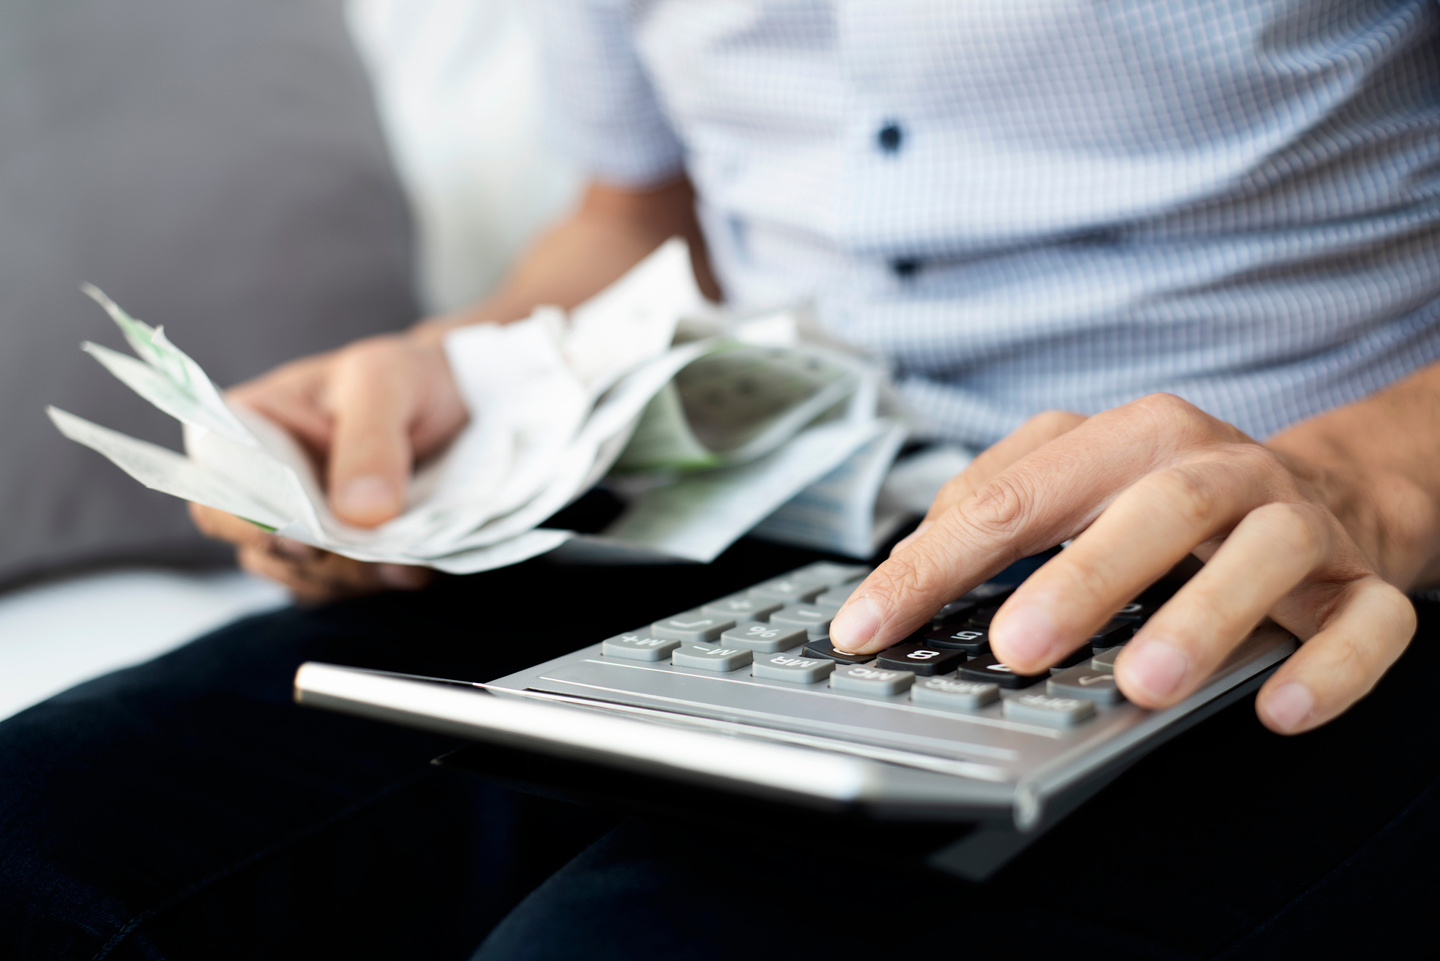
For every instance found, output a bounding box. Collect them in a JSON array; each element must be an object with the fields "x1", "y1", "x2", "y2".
[
  {"x1": 935, "y1": 584, "x2": 1012, "y2": 621},
  {"x1": 959, "y1": 654, "x2": 1046, "y2": 689},
  {"x1": 1049, "y1": 644, "x2": 1094, "y2": 673},
  {"x1": 876, "y1": 642, "x2": 967, "y2": 676},
  {"x1": 967, "y1": 606, "x2": 1001, "y2": 628},
  {"x1": 1112, "y1": 600, "x2": 1156, "y2": 622},
  {"x1": 1090, "y1": 619, "x2": 1135, "y2": 648},
  {"x1": 931, "y1": 599, "x2": 983, "y2": 626},
  {"x1": 804, "y1": 638, "x2": 875, "y2": 664},
  {"x1": 919, "y1": 625, "x2": 990, "y2": 655}
]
